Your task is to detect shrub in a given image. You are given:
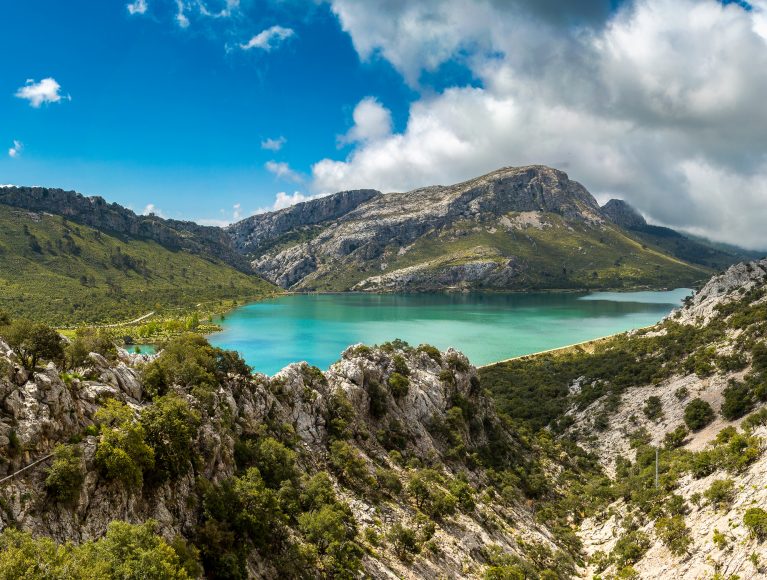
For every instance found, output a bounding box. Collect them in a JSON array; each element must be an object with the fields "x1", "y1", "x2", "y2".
[
  {"x1": 329, "y1": 441, "x2": 371, "y2": 488},
  {"x1": 674, "y1": 386, "x2": 689, "y2": 401},
  {"x1": 44, "y1": 444, "x2": 84, "y2": 504},
  {"x1": 744, "y1": 508, "x2": 767, "y2": 541},
  {"x1": 654, "y1": 515, "x2": 692, "y2": 556},
  {"x1": 297, "y1": 502, "x2": 362, "y2": 577},
  {"x1": 252, "y1": 437, "x2": 297, "y2": 489},
  {"x1": 684, "y1": 399, "x2": 715, "y2": 431},
  {"x1": 366, "y1": 378, "x2": 388, "y2": 419},
  {"x1": 66, "y1": 329, "x2": 117, "y2": 369},
  {"x1": 417, "y1": 344, "x2": 442, "y2": 363},
  {"x1": 376, "y1": 467, "x2": 403, "y2": 496},
  {"x1": 392, "y1": 355, "x2": 410, "y2": 376},
  {"x1": 140, "y1": 395, "x2": 200, "y2": 483},
  {"x1": 387, "y1": 523, "x2": 420, "y2": 560},
  {"x1": 94, "y1": 400, "x2": 155, "y2": 487},
  {"x1": 703, "y1": 479, "x2": 736, "y2": 510},
  {"x1": 1, "y1": 320, "x2": 64, "y2": 370},
  {"x1": 612, "y1": 530, "x2": 650, "y2": 567},
  {"x1": 387, "y1": 372, "x2": 410, "y2": 398},
  {"x1": 643, "y1": 396, "x2": 663, "y2": 421},
  {"x1": 663, "y1": 425, "x2": 689, "y2": 449},
  {"x1": 720, "y1": 381, "x2": 753, "y2": 420}
]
